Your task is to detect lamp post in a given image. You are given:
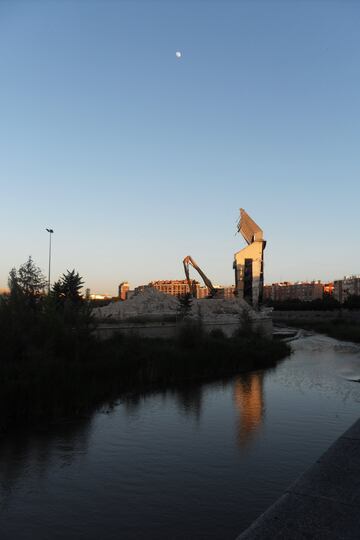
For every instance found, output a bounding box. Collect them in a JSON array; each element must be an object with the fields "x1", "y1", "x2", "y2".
[{"x1": 46, "y1": 228, "x2": 54, "y2": 294}]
